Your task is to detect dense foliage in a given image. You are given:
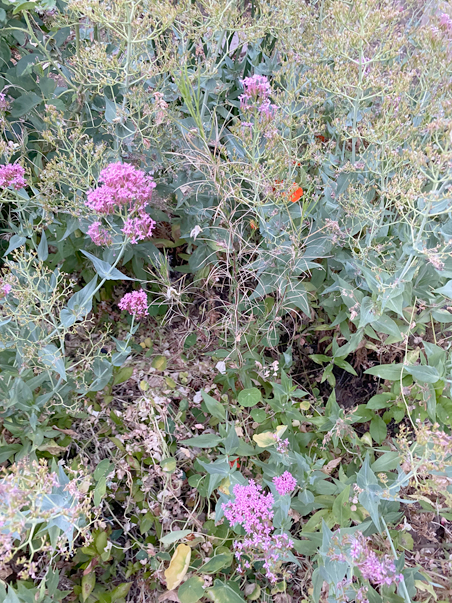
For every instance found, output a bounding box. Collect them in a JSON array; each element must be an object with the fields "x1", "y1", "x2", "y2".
[{"x1": 0, "y1": 0, "x2": 452, "y2": 602}]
